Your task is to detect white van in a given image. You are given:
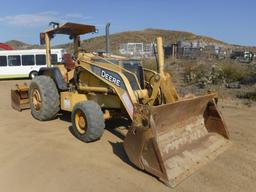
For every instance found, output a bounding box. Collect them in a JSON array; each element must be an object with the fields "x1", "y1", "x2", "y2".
[{"x1": 0, "y1": 49, "x2": 64, "y2": 79}]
